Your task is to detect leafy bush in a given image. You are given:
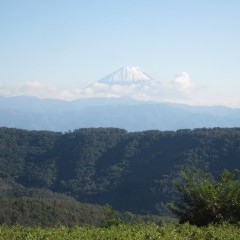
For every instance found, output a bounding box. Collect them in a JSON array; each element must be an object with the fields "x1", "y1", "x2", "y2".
[{"x1": 168, "y1": 168, "x2": 240, "y2": 226}]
